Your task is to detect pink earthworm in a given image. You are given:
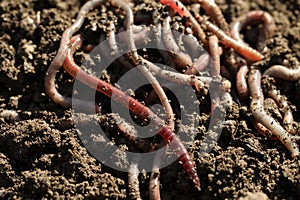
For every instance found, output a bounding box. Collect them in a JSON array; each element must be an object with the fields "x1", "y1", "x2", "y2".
[
  {"x1": 236, "y1": 65, "x2": 249, "y2": 101},
  {"x1": 248, "y1": 67, "x2": 299, "y2": 158},
  {"x1": 63, "y1": 34, "x2": 201, "y2": 190},
  {"x1": 230, "y1": 10, "x2": 275, "y2": 53},
  {"x1": 263, "y1": 64, "x2": 300, "y2": 134},
  {"x1": 266, "y1": 87, "x2": 295, "y2": 134},
  {"x1": 45, "y1": 0, "x2": 104, "y2": 108},
  {"x1": 208, "y1": 35, "x2": 221, "y2": 113},
  {"x1": 263, "y1": 65, "x2": 300, "y2": 81},
  {"x1": 184, "y1": 52, "x2": 210, "y2": 75},
  {"x1": 162, "y1": 16, "x2": 193, "y2": 68}
]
